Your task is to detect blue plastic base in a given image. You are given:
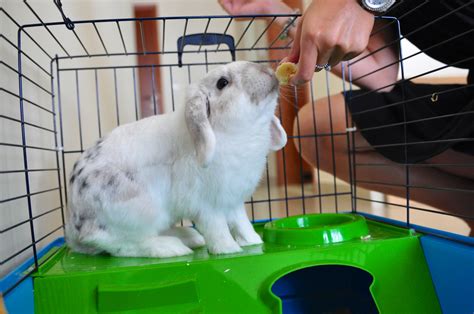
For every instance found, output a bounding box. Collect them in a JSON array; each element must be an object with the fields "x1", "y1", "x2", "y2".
[
  {"x1": 421, "y1": 236, "x2": 474, "y2": 314},
  {"x1": 1, "y1": 238, "x2": 64, "y2": 314},
  {"x1": 4, "y1": 277, "x2": 33, "y2": 314}
]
